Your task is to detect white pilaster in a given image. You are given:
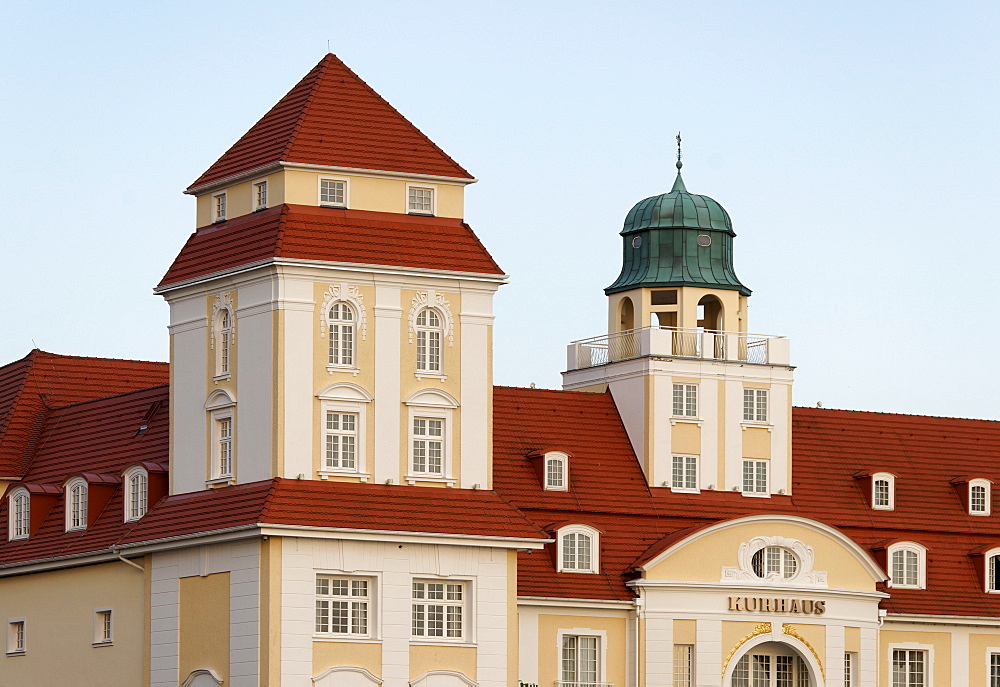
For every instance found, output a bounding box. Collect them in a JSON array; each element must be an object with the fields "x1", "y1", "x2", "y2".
[
  {"x1": 826, "y1": 624, "x2": 846, "y2": 687},
  {"x1": 374, "y1": 287, "x2": 402, "y2": 484},
  {"x1": 860, "y1": 627, "x2": 878, "y2": 687},
  {"x1": 724, "y1": 379, "x2": 743, "y2": 492},
  {"x1": 696, "y1": 619, "x2": 722, "y2": 687},
  {"x1": 459, "y1": 303, "x2": 492, "y2": 489},
  {"x1": 274, "y1": 276, "x2": 315, "y2": 479},
  {"x1": 150, "y1": 553, "x2": 181, "y2": 687},
  {"x1": 644, "y1": 612, "x2": 674, "y2": 685}
]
